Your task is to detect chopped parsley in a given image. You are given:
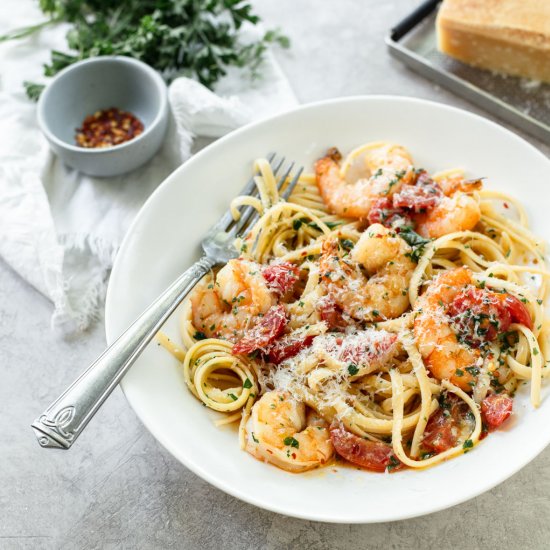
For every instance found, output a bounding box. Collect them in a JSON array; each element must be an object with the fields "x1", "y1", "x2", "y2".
[
  {"x1": 292, "y1": 218, "x2": 303, "y2": 230},
  {"x1": 438, "y1": 392, "x2": 451, "y2": 410},
  {"x1": 339, "y1": 238, "x2": 355, "y2": 251},
  {"x1": 347, "y1": 364, "x2": 359, "y2": 376},
  {"x1": 193, "y1": 331, "x2": 207, "y2": 341},
  {"x1": 386, "y1": 455, "x2": 401, "y2": 472},
  {"x1": 243, "y1": 378, "x2": 253, "y2": 389},
  {"x1": 228, "y1": 393, "x2": 238, "y2": 401},
  {"x1": 383, "y1": 170, "x2": 406, "y2": 195},
  {"x1": 283, "y1": 436, "x2": 299, "y2": 448},
  {"x1": 462, "y1": 439, "x2": 474, "y2": 450},
  {"x1": 308, "y1": 220, "x2": 343, "y2": 231},
  {"x1": 399, "y1": 228, "x2": 431, "y2": 263}
]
